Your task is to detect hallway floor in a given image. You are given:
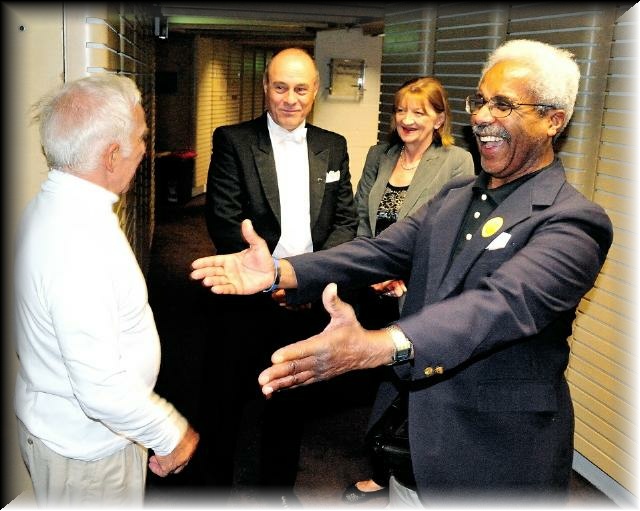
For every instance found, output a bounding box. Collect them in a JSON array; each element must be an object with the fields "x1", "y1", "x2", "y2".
[{"x1": 144, "y1": 195, "x2": 616, "y2": 509}]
